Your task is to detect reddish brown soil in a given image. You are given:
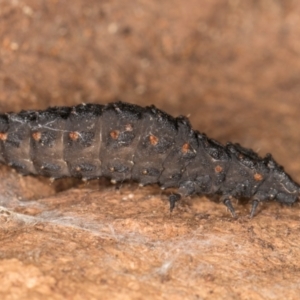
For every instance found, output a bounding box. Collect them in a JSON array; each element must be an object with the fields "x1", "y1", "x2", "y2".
[{"x1": 1, "y1": 0, "x2": 300, "y2": 299}]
